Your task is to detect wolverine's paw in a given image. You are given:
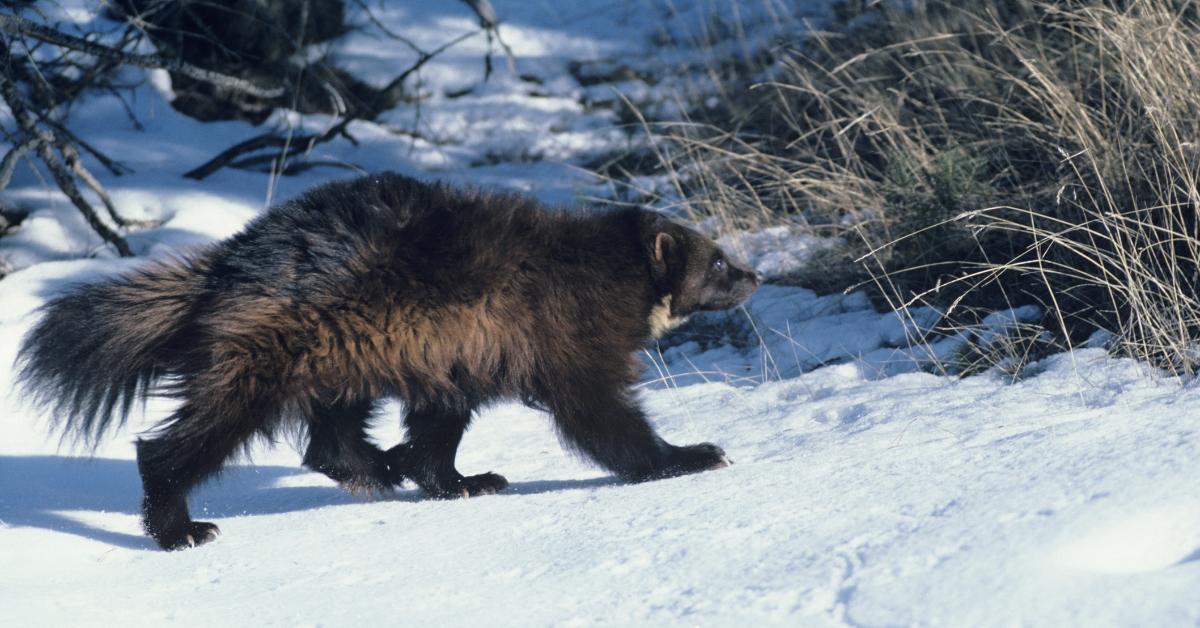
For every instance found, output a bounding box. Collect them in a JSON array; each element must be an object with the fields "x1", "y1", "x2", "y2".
[
  {"x1": 339, "y1": 477, "x2": 395, "y2": 498},
  {"x1": 426, "y1": 472, "x2": 509, "y2": 499},
  {"x1": 653, "y1": 443, "x2": 730, "y2": 479},
  {"x1": 155, "y1": 521, "x2": 221, "y2": 551},
  {"x1": 458, "y1": 472, "x2": 509, "y2": 498}
]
